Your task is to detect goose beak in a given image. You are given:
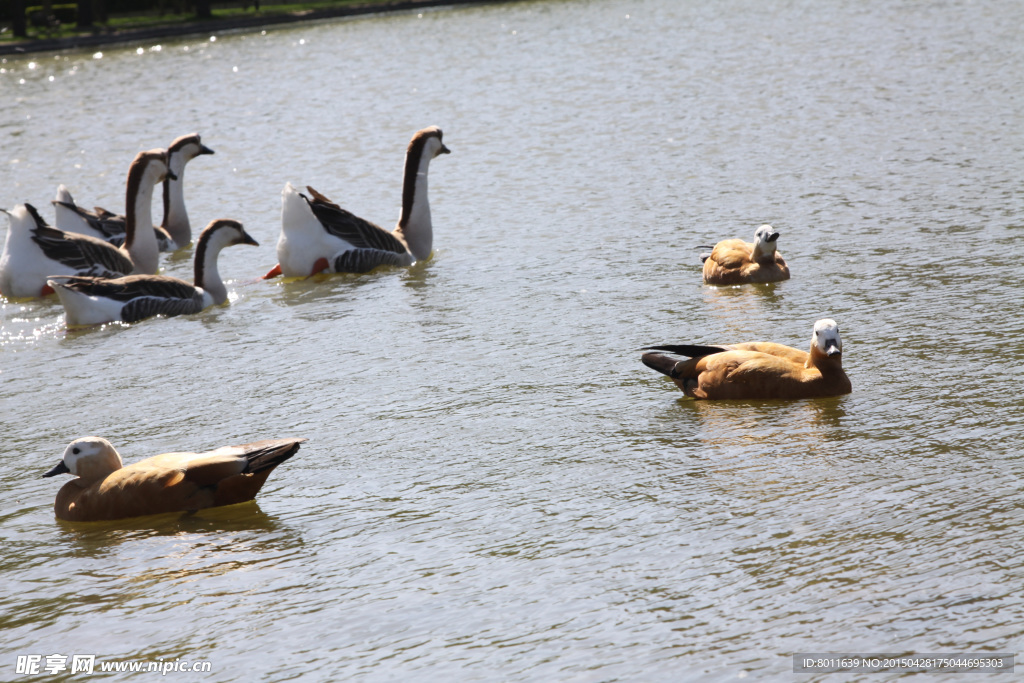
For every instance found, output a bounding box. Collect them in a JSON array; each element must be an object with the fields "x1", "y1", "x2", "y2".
[
  {"x1": 199, "y1": 144, "x2": 215, "y2": 156},
  {"x1": 241, "y1": 232, "x2": 259, "y2": 247},
  {"x1": 165, "y1": 169, "x2": 179, "y2": 182},
  {"x1": 438, "y1": 144, "x2": 451, "y2": 156},
  {"x1": 42, "y1": 460, "x2": 70, "y2": 478}
]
